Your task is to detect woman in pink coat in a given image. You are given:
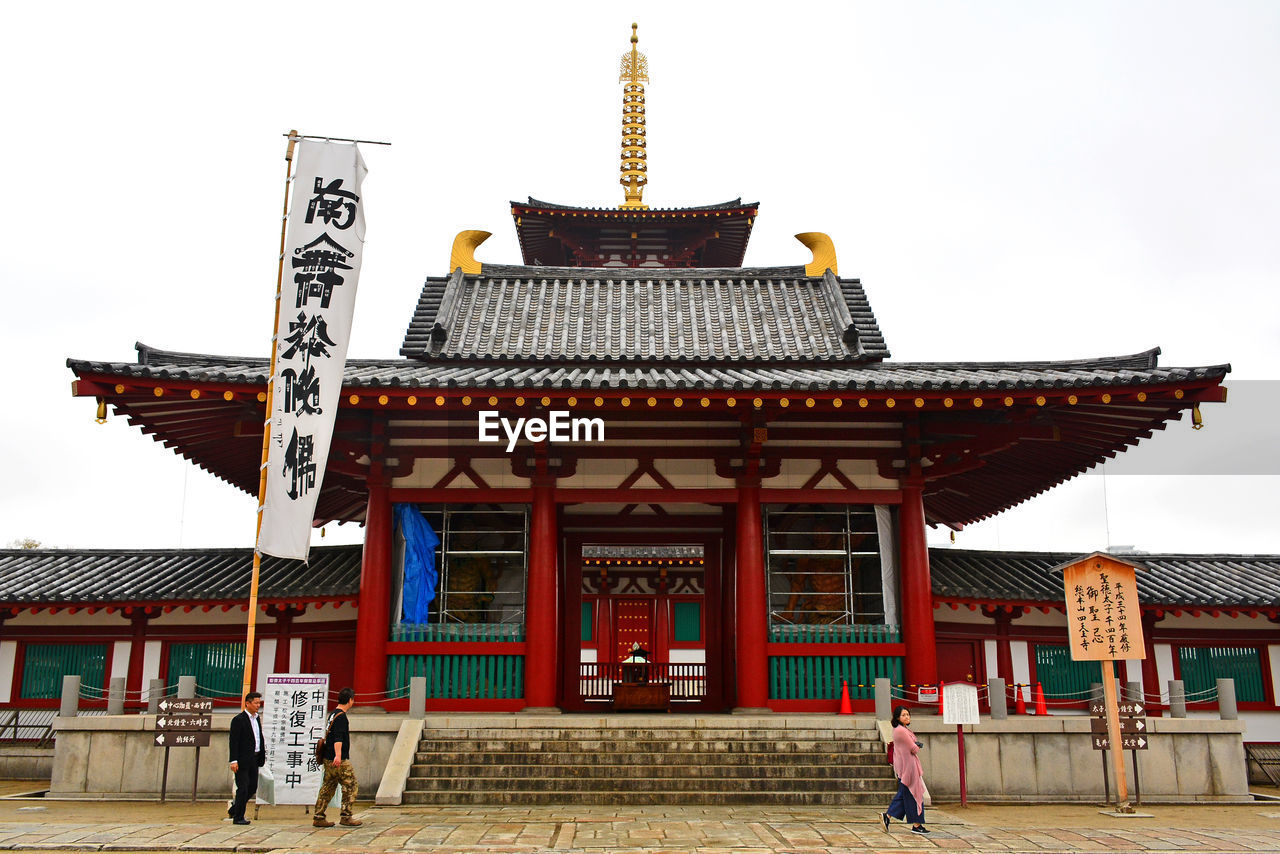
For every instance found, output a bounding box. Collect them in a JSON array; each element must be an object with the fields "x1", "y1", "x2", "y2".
[{"x1": 882, "y1": 705, "x2": 929, "y2": 834}]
